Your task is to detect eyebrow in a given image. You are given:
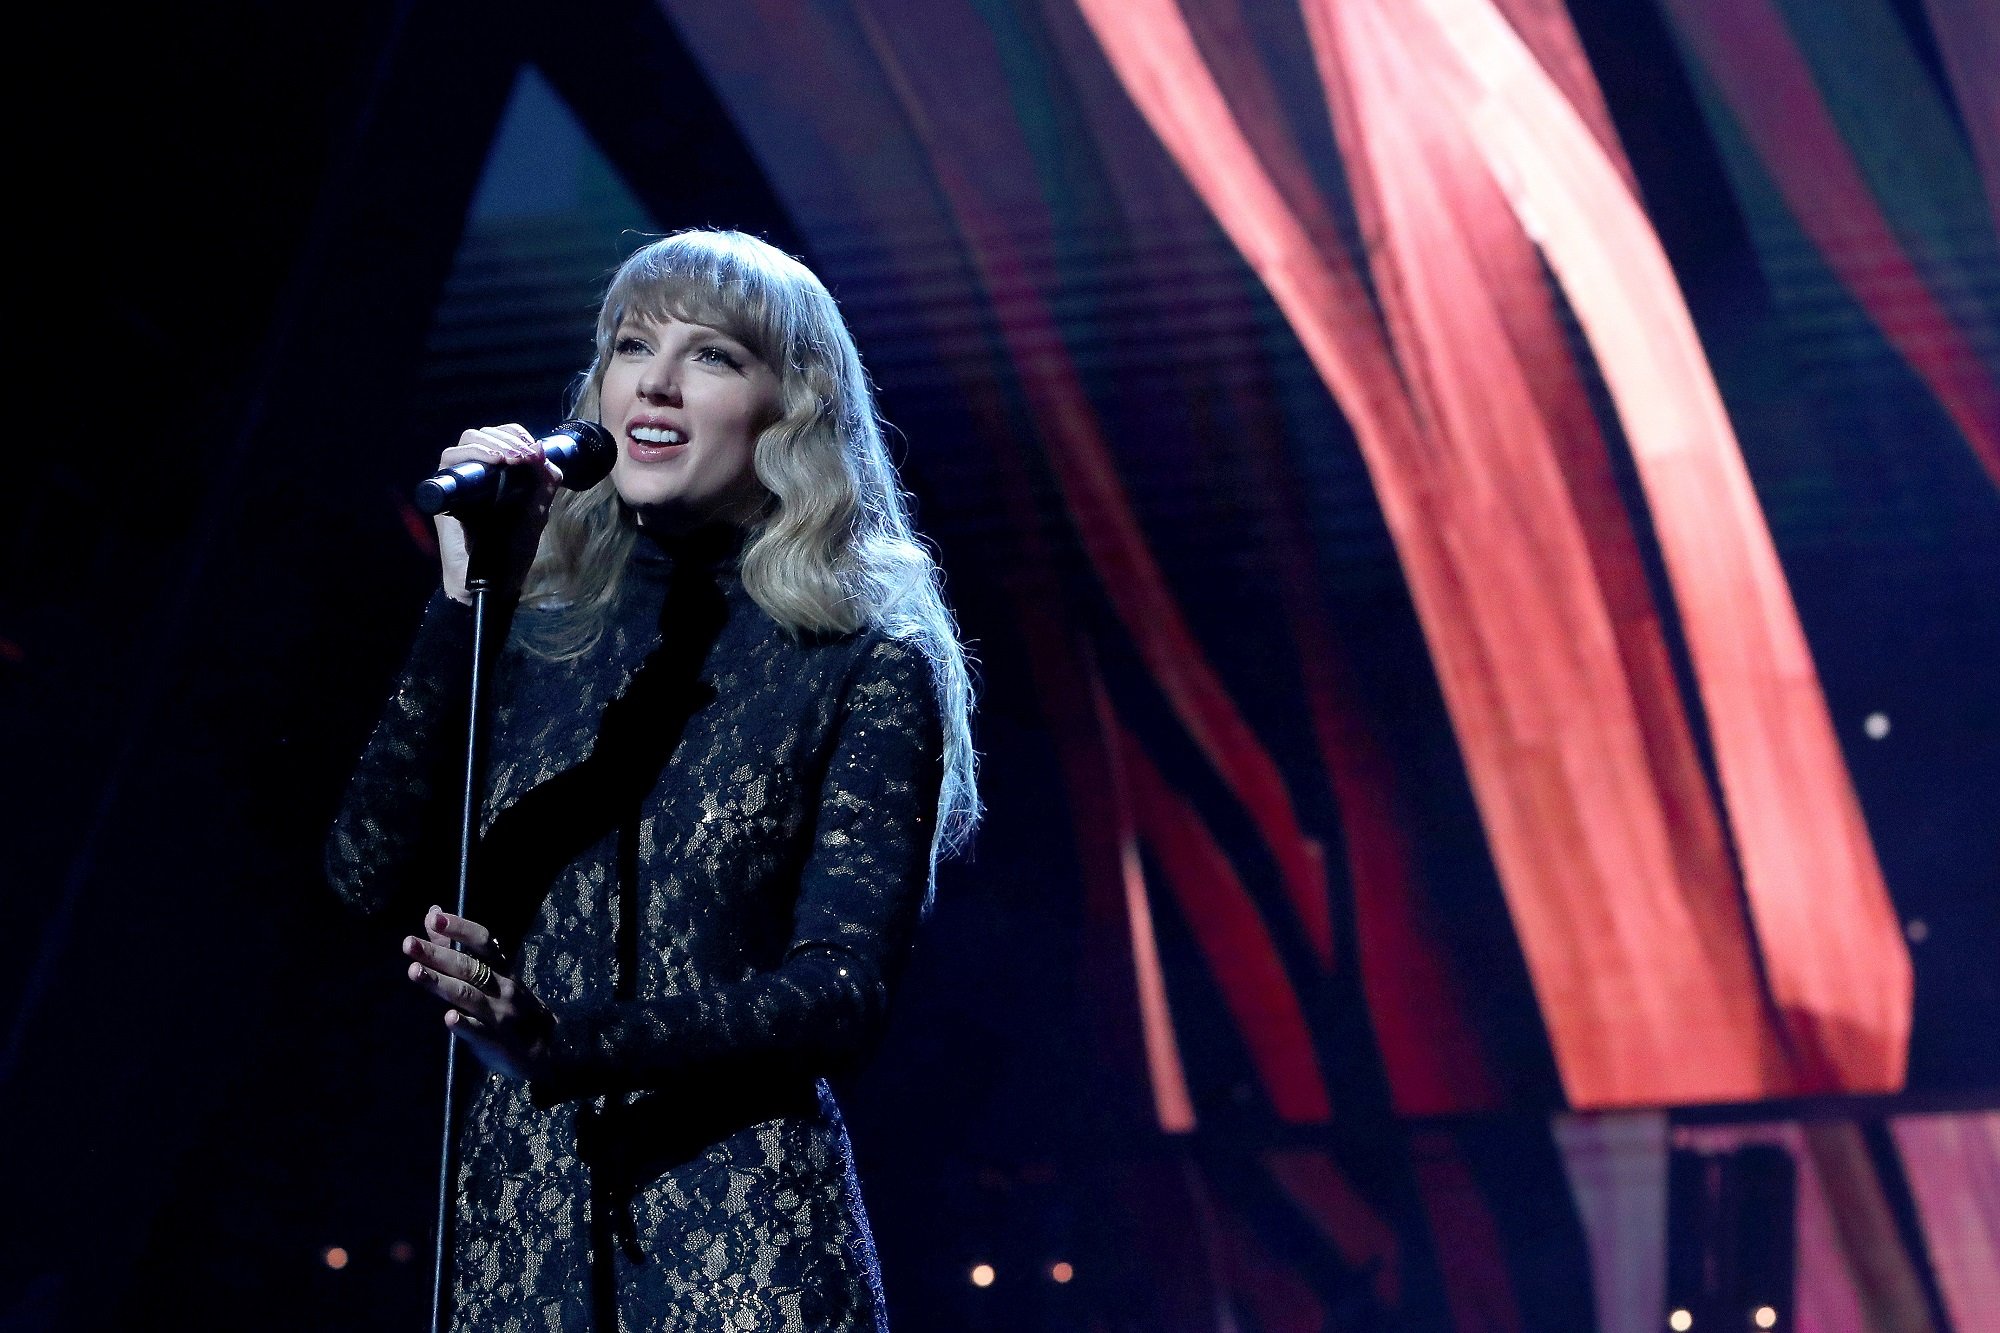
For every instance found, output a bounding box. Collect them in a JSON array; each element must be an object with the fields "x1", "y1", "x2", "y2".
[{"x1": 619, "y1": 319, "x2": 749, "y2": 348}]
